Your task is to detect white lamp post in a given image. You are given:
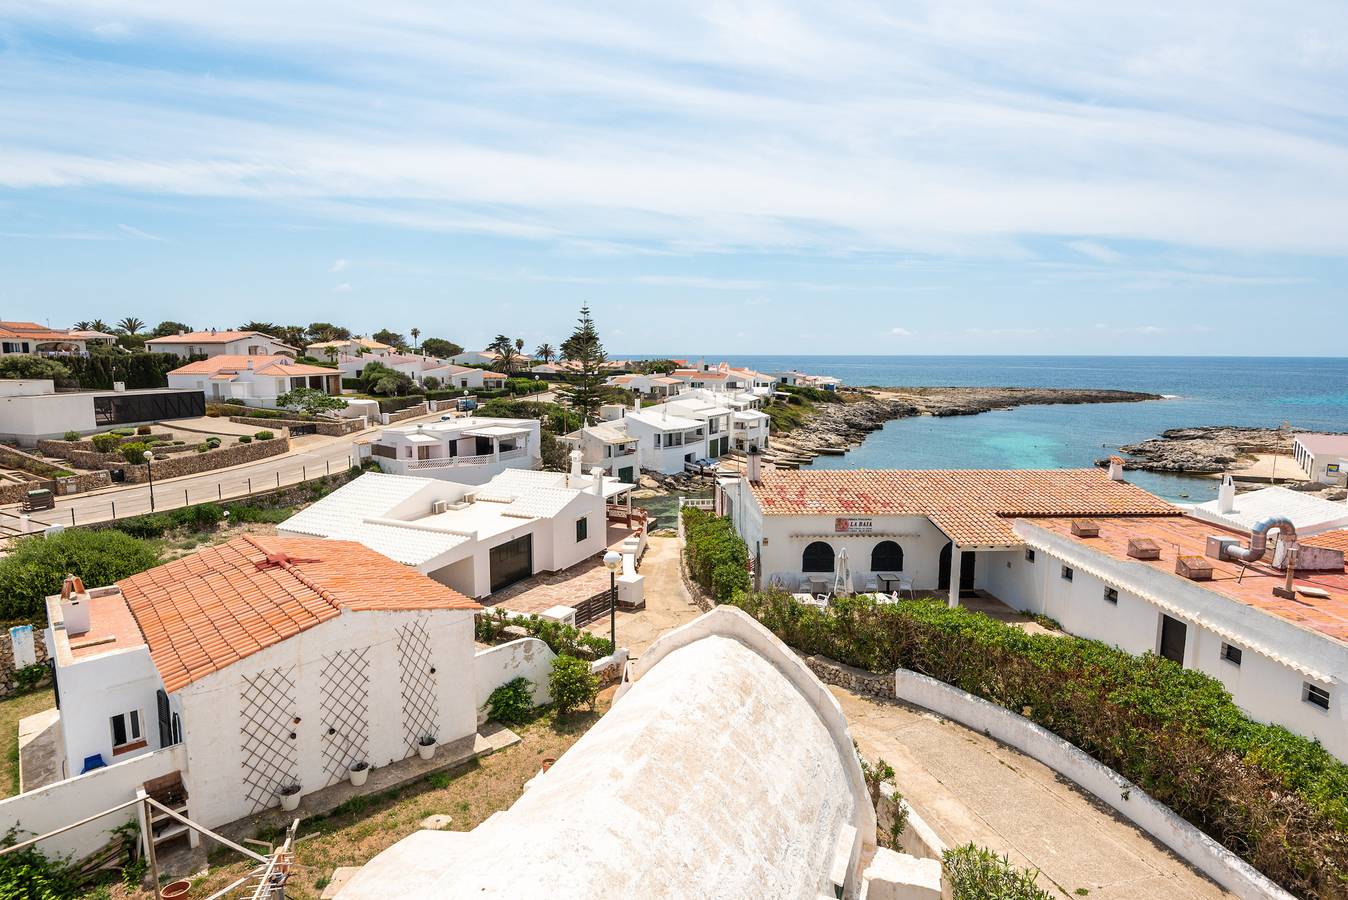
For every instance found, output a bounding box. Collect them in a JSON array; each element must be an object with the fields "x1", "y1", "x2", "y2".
[{"x1": 603, "y1": 549, "x2": 622, "y2": 652}]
